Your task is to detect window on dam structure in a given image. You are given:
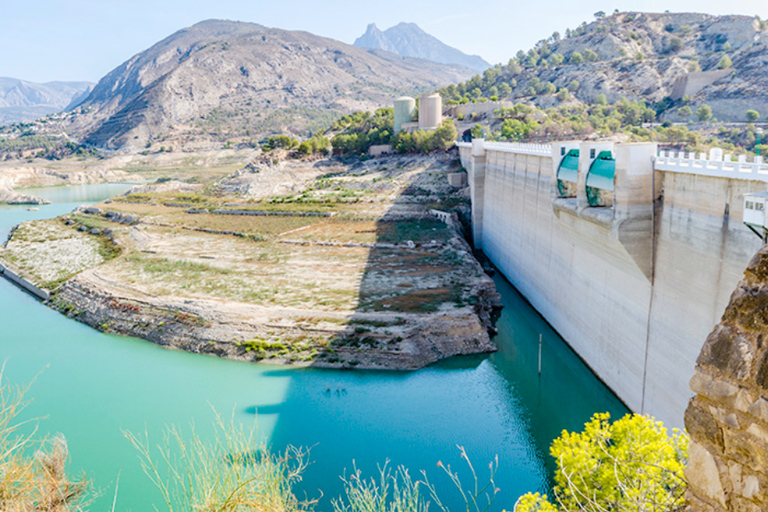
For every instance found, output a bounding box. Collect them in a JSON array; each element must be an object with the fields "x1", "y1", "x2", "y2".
[
  {"x1": 557, "y1": 149, "x2": 579, "y2": 198},
  {"x1": 586, "y1": 151, "x2": 616, "y2": 207}
]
